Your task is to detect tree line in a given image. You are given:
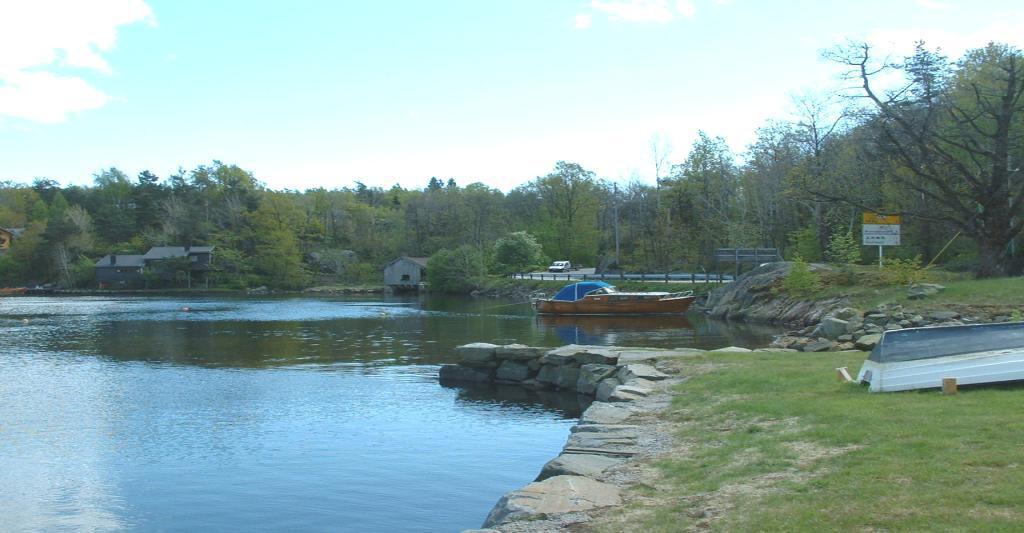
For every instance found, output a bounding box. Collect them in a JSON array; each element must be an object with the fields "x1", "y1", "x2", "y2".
[{"x1": 0, "y1": 41, "x2": 1021, "y2": 289}]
